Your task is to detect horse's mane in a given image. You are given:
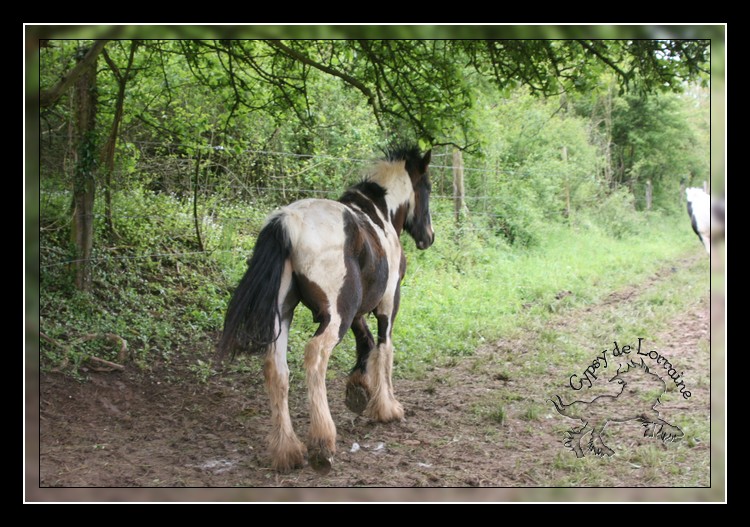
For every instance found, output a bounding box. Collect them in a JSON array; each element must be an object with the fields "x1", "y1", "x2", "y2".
[
  {"x1": 359, "y1": 144, "x2": 422, "y2": 195},
  {"x1": 382, "y1": 144, "x2": 423, "y2": 165}
]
